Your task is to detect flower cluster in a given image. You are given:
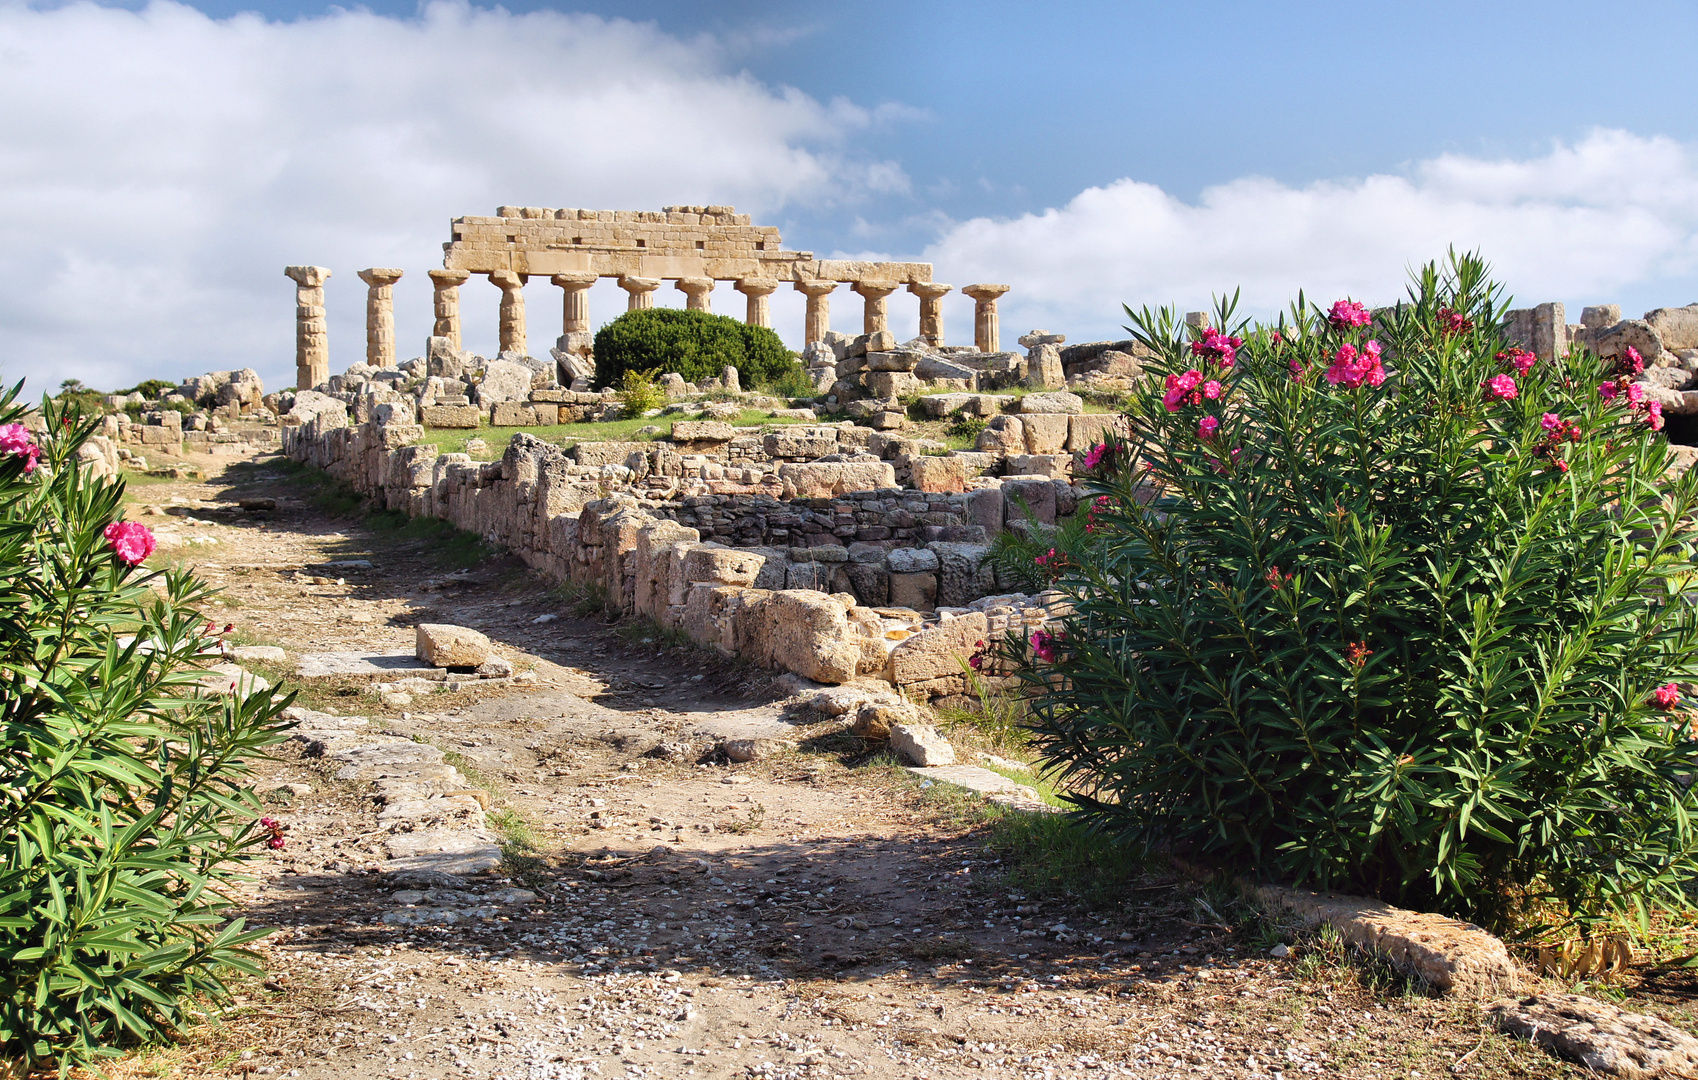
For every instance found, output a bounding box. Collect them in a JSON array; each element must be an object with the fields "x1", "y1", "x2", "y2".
[
  {"x1": 1264, "y1": 565, "x2": 1293, "y2": 590},
  {"x1": 1654, "y1": 683, "x2": 1682, "y2": 710},
  {"x1": 968, "y1": 639, "x2": 987, "y2": 672},
  {"x1": 1534, "y1": 412, "x2": 1583, "y2": 472},
  {"x1": 1484, "y1": 373, "x2": 1518, "y2": 401},
  {"x1": 258, "y1": 817, "x2": 288, "y2": 851},
  {"x1": 1598, "y1": 349, "x2": 1664, "y2": 430},
  {"x1": 1029, "y1": 629, "x2": 1059, "y2": 663},
  {"x1": 1084, "y1": 494, "x2": 1112, "y2": 533},
  {"x1": 1615, "y1": 346, "x2": 1646, "y2": 377},
  {"x1": 1436, "y1": 307, "x2": 1474, "y2": 336},
  {"x1": 1190, "y1": 327, "x2": 1243, "y2": 367},
  {"x1": 103, "y1": 521, "x2": 156, "y2": 567},
  {"x1": 1323, "y1": 341, "x2": 1387, "y2": 389},
  {"x1": 0, "y1": 423, "x2": 41, "y2": 474},
  {"x1": 1496, "y1": 348, "x2": 1538, "y2": 377},
  {"x1": 1198, "y1": 416, "x2": 1220, "y2": 439},
  {"x1": 1344, "y1": 640, "x2": 1373, "y2": 668},
  {"x1": 1163, "y1": 369, "x2": 1205, "y2": 412},
  {"x1": 1328, "y1": 299, "x2": 1372, "y2": 330}
]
